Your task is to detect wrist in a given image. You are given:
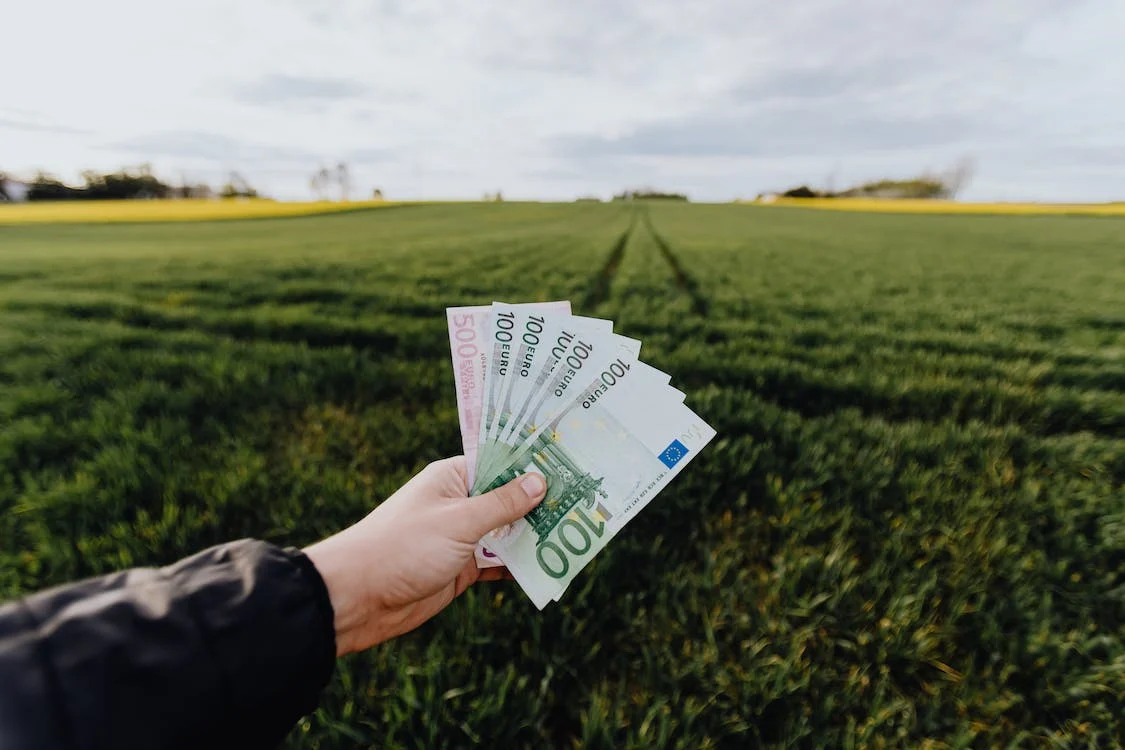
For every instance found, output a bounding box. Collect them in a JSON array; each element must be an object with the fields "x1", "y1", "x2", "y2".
[{"x1": 303, "y1": 532, "x2": 372, "y2": 657}]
